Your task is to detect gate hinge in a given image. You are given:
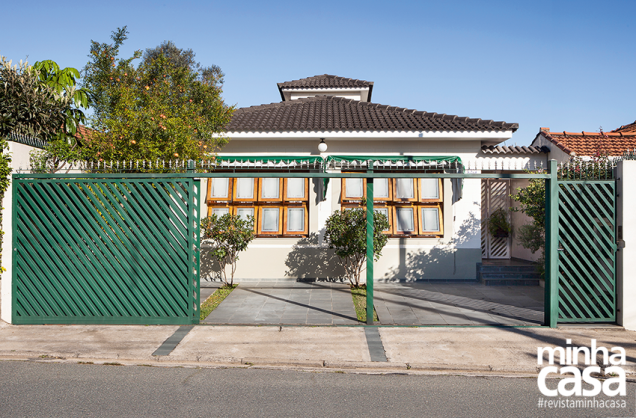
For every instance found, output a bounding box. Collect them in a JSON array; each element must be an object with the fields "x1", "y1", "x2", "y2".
[{"x1": 617, "y1": 239, "x2": 626, "y2": 249}]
